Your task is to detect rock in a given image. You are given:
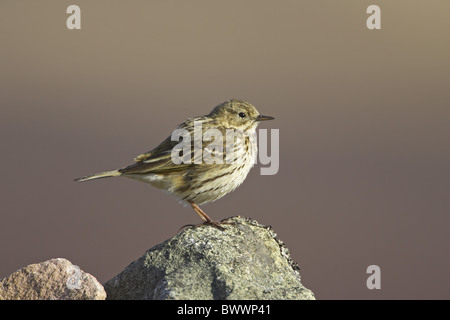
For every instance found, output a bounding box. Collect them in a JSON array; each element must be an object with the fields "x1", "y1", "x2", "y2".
[
  {"x1": 0, "y1": 258, "x2": 106, "y2": 300},
  {"x1": 104, "y1": 216, "x2": 315, "y2": 300}
]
